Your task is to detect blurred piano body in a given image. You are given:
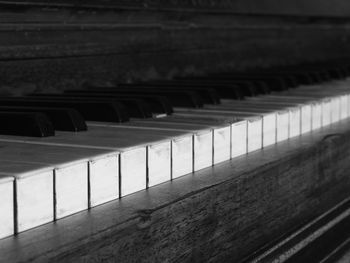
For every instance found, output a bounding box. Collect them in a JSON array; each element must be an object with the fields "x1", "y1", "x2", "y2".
[{"x1": 2, "y1": 1, "x2": 350, "y2": 262}]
